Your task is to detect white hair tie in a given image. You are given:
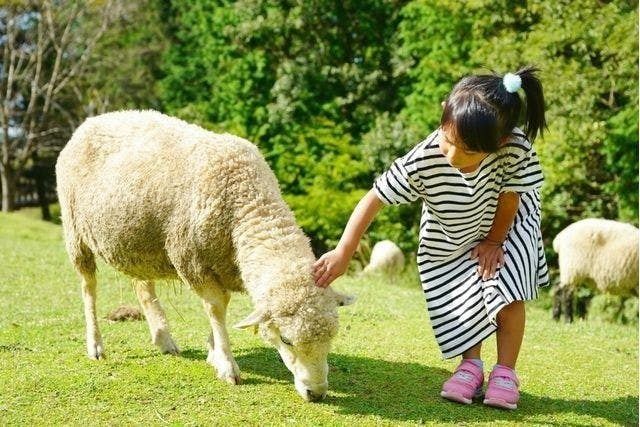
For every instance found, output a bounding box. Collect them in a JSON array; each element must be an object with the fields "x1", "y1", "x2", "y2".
[{"x1": 503, "y1": 73, "x2": 522, "y2": 93}]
